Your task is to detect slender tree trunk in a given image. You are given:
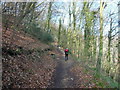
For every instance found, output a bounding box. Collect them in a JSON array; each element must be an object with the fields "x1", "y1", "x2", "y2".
[
  {"x1": 72, "y1": 2, "x2": 76, "y2": 54},
  {"x1": 108, "y1": 18, "x2": 112, "y2": 62},
  {"x1": 73, "y1": 2, "x2": 76, "y2": 31},
  {"x1": 106, "y1": 18, "x2": 112, "y2": 74},
  {"x1": 58, "y1": 19, "x2": 61, "y2": 46},
  {"x1": 47, "y1": 2, "x2": 52, "y2": 33},
  {"x1": 96, "y1": 0, "x2": 104, "y2": 73},
  {"x1": 69, "y1": 2, "x2": 71, "y2": 28},
  {"x1": 117, "y1": 2, "x2": 120, "y2": 87}
]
